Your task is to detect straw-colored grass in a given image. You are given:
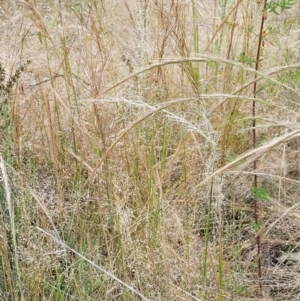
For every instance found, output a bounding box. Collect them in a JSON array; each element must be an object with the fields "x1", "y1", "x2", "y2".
[{"x1": 0, "y1": 1, "x2": 300, "y2": 300}]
